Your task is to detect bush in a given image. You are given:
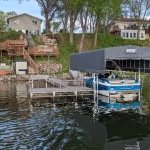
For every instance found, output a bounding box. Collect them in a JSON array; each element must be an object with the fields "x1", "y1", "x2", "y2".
[{"x1": 6, "y1": 29, "x2": 19, "y2": 40}]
